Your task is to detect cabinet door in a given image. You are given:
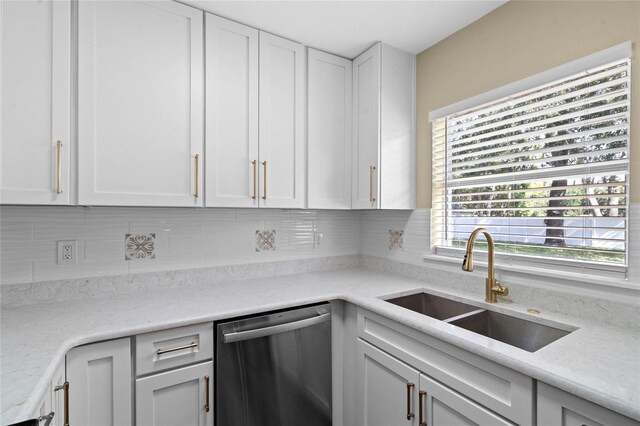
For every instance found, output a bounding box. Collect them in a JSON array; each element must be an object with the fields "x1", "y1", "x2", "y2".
[
  {"x1": 78, "y1": 1, "x2": 203, "y2": 207},
  {"x1": 537, "y1": 382, "x2": 639, "y2": 426},
  {"x1": 419, "y1": 374, "x2": 514, "y2": 426},
  {"x1": 308, "y1": 48, "x2": 352, "y2": 209},
  {"x1": 1, "y1": 0, "x2": 70, "y2": 204},
  {"x1": 352, "y1": 43, "x2": 381, "y2": 209},
  {"x1": 357, "y1": 340, "x2": 420, "y2": 426},
  {"x1": 136, "y1": 361, "x2": 213, "y2": 426},
  {"x1": 205, "y1": 14, "x2": 259, "y2": 208},
  {"x1": 380, "y1": 44, "x2": 415, "y2": 210},
  {"x1": 258, "y1": 32, "x2": 306, "y2": 208},
  {"x1": 66, "y1": 338, "x2": 132, "y2": 426}
]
